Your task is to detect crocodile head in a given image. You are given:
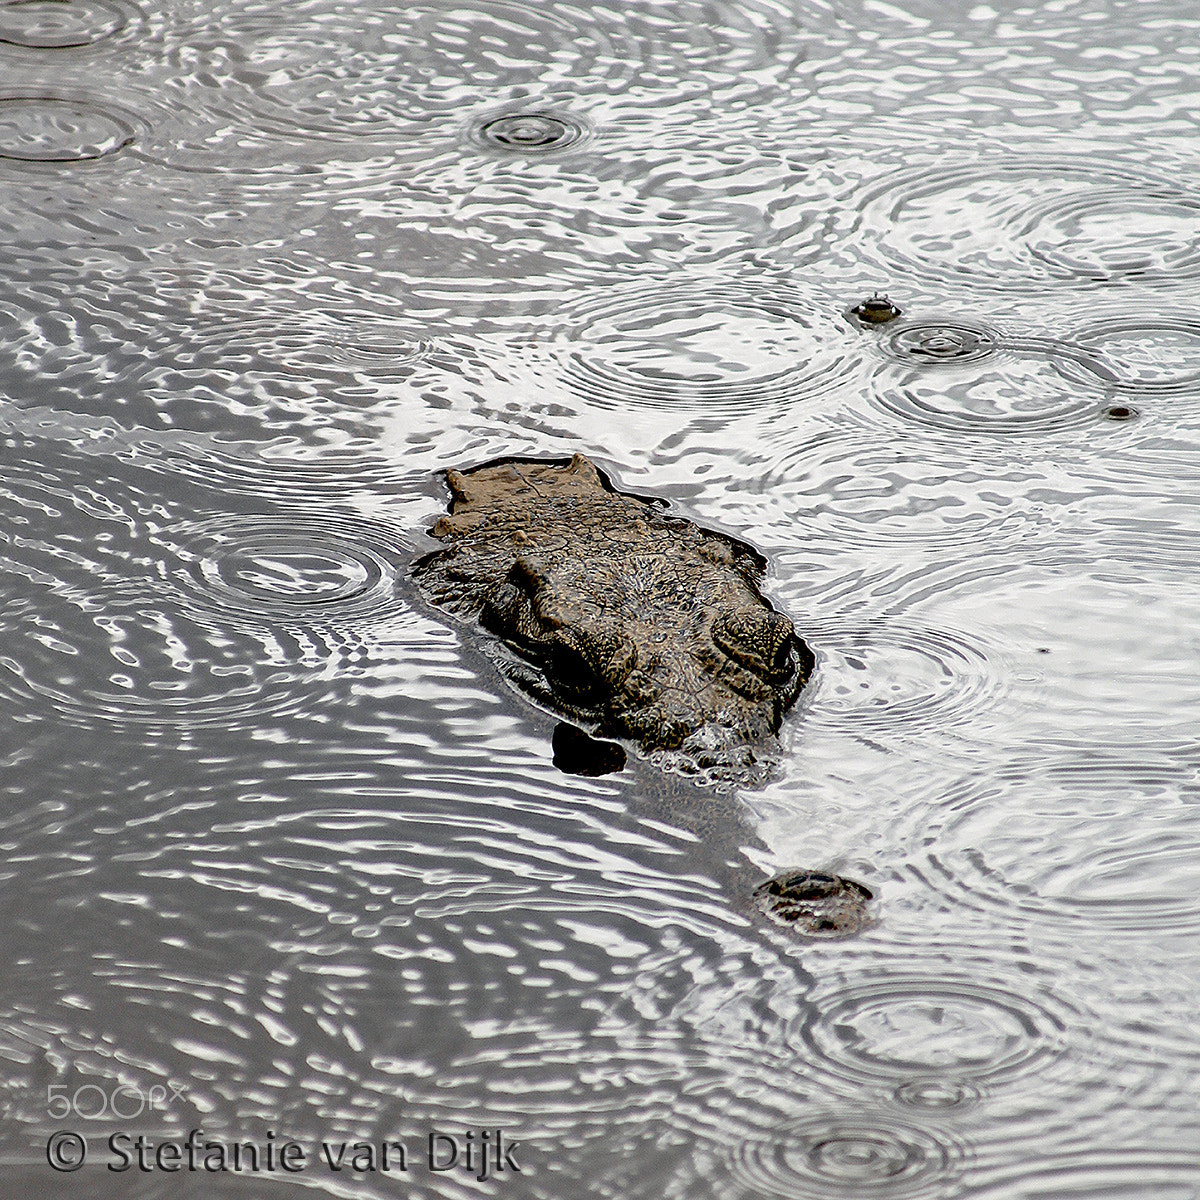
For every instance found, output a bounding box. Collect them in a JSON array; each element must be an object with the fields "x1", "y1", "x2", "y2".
[{"x1": 412, "y1": 454, "x2": 814, "y2": 783}]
